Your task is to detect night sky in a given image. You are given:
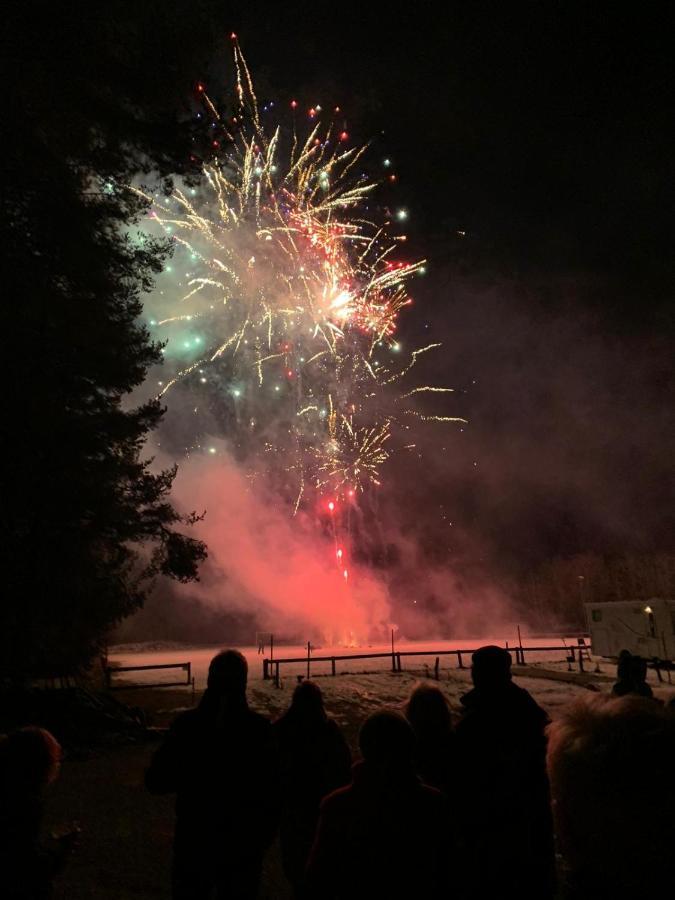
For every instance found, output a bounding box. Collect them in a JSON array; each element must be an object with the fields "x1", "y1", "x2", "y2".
[
  {"x1": 226, "y1": 5, "x2": 674, "y2": 571},
  {"x1": 234, "y1": 5, "x2": 673, "y2": 318}
]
